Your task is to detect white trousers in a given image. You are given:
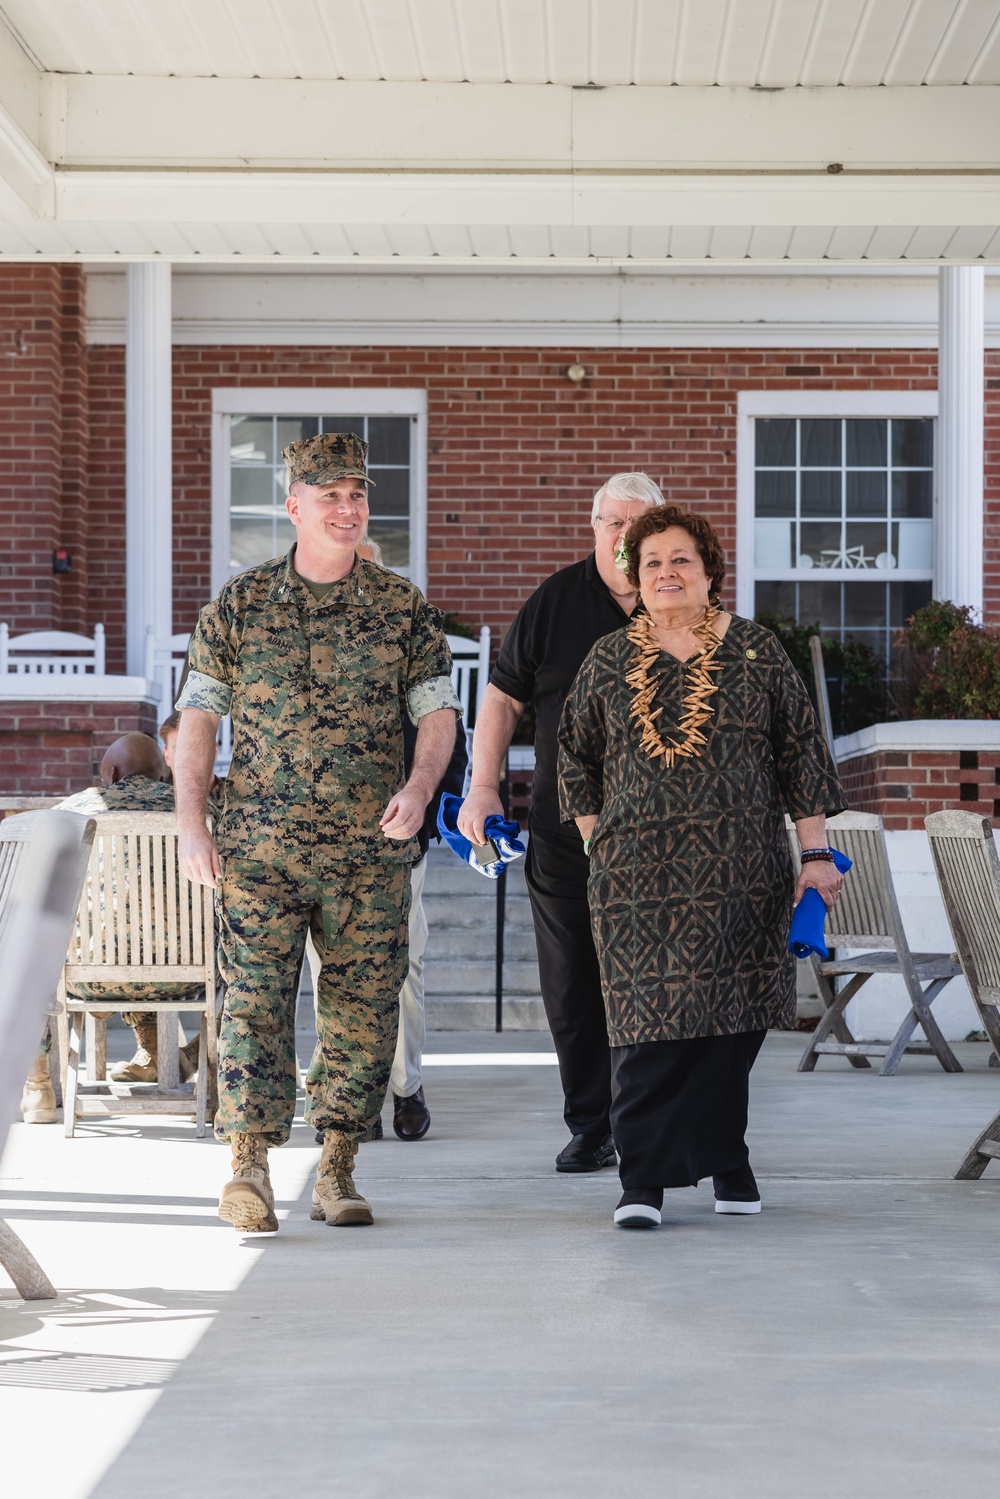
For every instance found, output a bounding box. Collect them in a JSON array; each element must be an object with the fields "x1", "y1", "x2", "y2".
[{"x1": 305, "y1": 853, "x2": 428, "y2": 1100}]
